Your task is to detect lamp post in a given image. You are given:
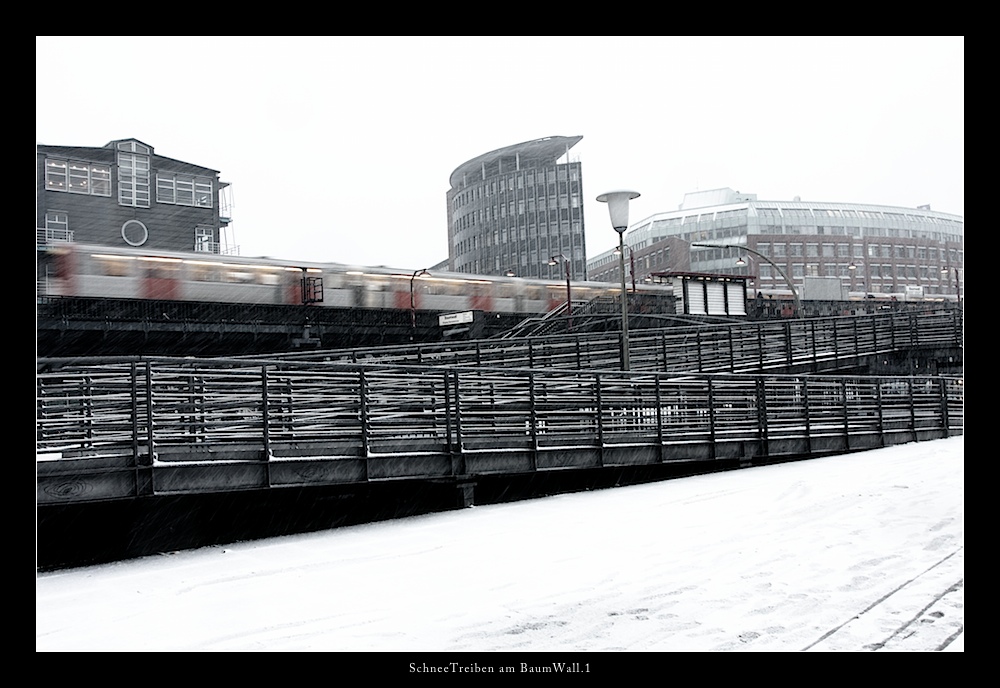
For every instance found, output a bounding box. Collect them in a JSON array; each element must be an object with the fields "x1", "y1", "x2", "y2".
[
  {"x1": 597, "y1": 190, "x2": 640, "y2": 371},
  {"x1": 410, "y1": 268, "x2": 430, "y2": 338},
  {"x1": 941, "y1": 266, "x2": 961, "y2": 302},
  {"x1": 694, "y1": 242, "x2": 802, "y2": 318},
  {"x1": 548, "y1": 253, "x2": 573, "y2": 331},
  {"x1": 613, "y1": 244, "x2": 638, "y2": 293}
]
